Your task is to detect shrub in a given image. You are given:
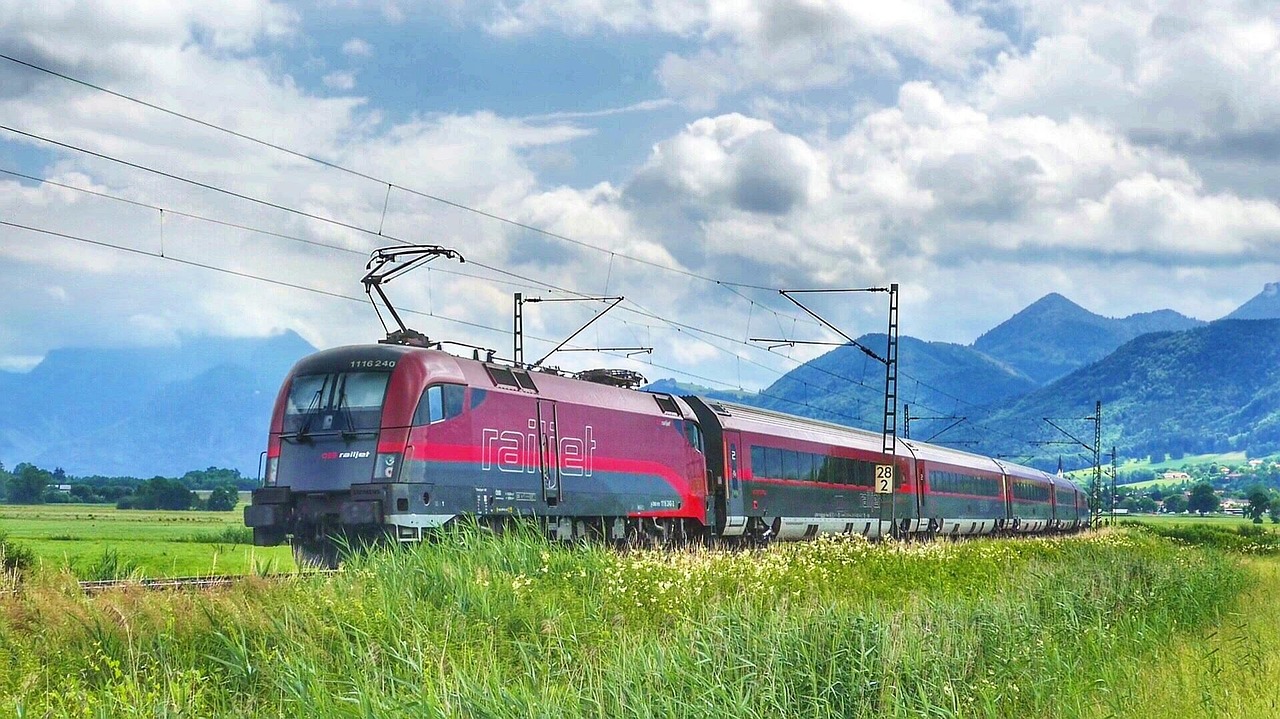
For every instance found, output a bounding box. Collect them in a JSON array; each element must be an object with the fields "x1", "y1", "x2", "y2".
[{"x1": 0, "y1": 531, "x2": 35, "y2": 574}]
